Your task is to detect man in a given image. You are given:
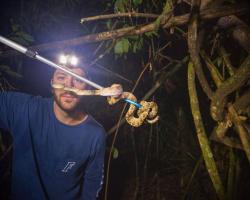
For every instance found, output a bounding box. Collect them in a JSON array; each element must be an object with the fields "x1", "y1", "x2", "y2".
[{"x1": 0, "y1": 60, "x2": 106, "y2": 199}]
